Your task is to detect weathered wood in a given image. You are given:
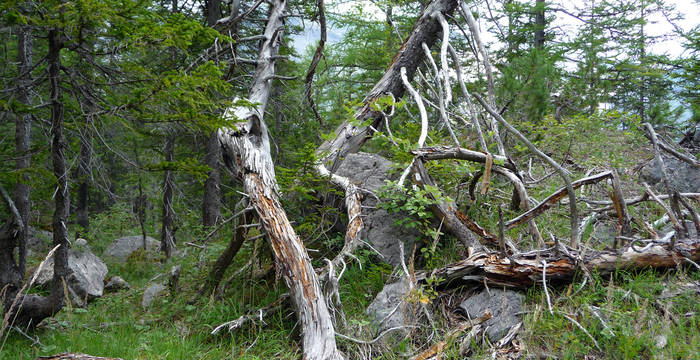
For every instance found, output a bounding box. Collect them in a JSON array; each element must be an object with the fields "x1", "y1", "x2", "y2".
[
  {"x1": 216, "y1": 1, "x2": 343, "y2": 358},
  {"x1": 474, "y1": 93, "x2": 581, "y2": 247},
  {"x1": 416, "y1": 238, "x2": 700, "y2": 288},
  {"x1": 505, "y1": 171, "x2": 612, "y2": 230},
  {"x1": 644, "y1": 123, "x2": 687, "y2": 242}
]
